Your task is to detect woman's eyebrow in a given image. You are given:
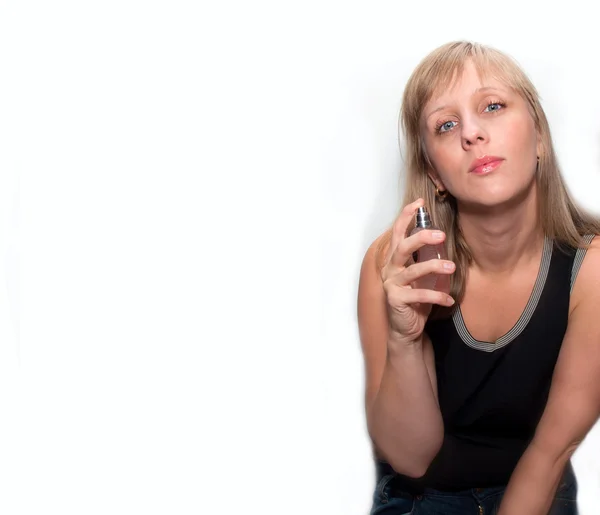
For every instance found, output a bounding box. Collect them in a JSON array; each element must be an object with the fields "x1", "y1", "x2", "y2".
[{"x1": 425, "y1": 86, "x2": 505, "y2": 120}]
